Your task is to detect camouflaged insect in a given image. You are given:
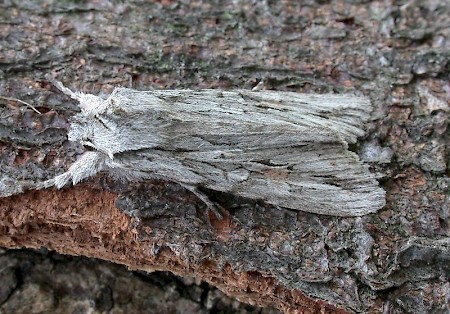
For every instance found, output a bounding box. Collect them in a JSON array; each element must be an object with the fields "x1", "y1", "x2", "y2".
[{"x1": 39, "y1": 75, "x2": 385, "y2": 217}]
